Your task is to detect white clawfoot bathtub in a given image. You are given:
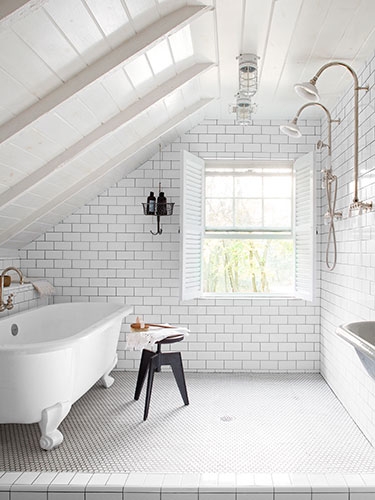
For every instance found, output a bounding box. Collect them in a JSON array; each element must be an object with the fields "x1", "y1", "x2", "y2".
[{"x1": 0, "y1": 302, "x2": 132, "y2": 450}]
